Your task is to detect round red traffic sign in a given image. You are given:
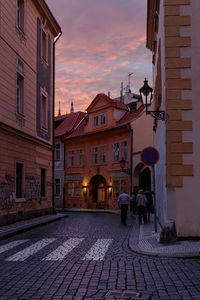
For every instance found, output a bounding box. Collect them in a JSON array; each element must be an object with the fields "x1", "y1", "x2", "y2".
[{"x1": 141, "y1": 147, "x2": 159, "y2": 166}]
